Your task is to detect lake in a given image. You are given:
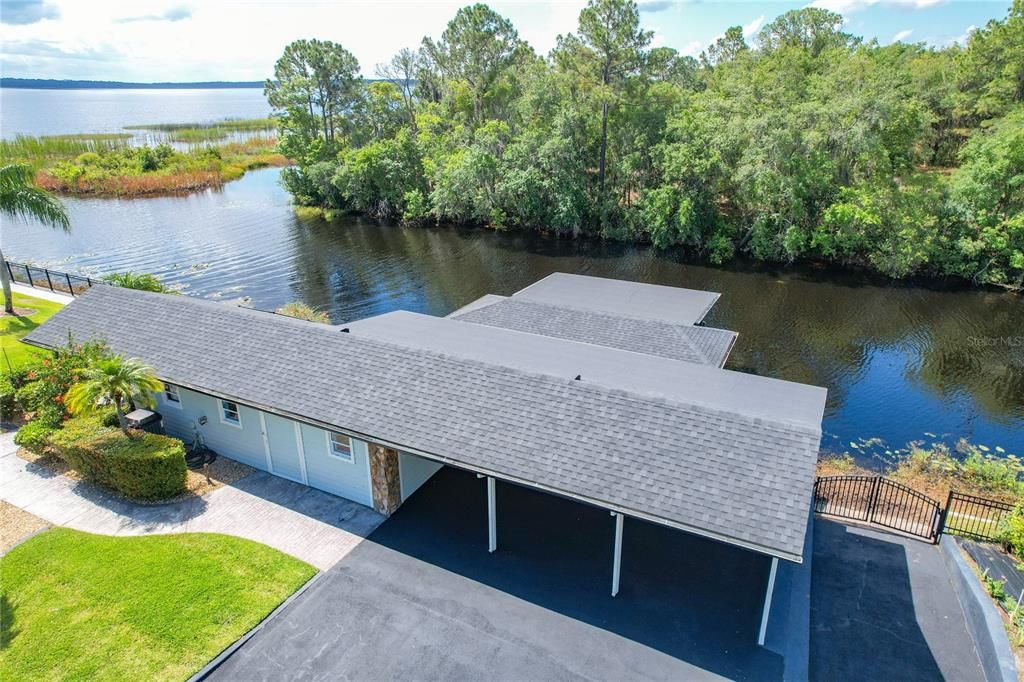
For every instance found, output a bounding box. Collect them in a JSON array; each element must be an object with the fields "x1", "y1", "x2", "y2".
[
  {"x1": 0, "y1": 87, "x2": 269, "y2": 138},
  {"x1": 2, "y1": 88, "x2": 1022, "y2": 463}
]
